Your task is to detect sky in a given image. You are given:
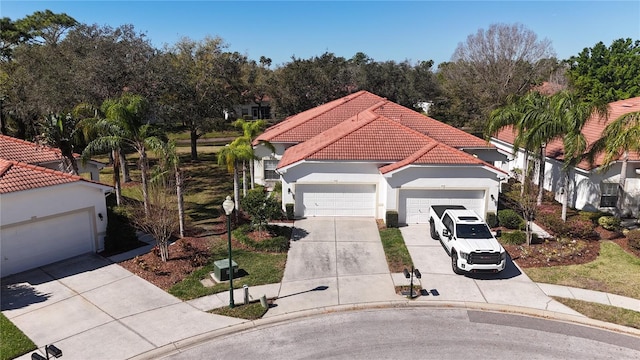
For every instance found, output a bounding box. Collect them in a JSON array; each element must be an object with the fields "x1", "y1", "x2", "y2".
[{"x1": 2, "y1": 1, "x2": 639, "y2": 67}]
